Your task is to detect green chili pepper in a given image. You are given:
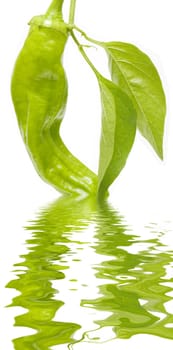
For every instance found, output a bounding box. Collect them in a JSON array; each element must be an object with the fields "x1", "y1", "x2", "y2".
[{"x1": 11, "y1": 0, "x2": 97, "y2": 196}]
